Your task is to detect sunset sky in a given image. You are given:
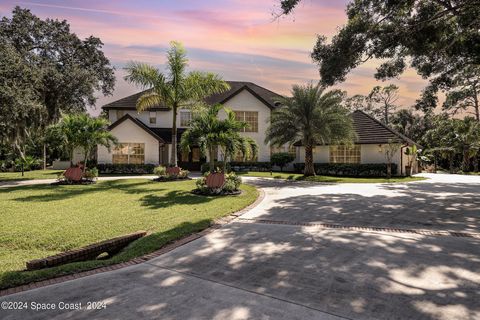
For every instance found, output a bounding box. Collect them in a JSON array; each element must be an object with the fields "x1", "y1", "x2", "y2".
[{"x1": 1, "y1": 0, "x2": 430, "y2": 115}]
